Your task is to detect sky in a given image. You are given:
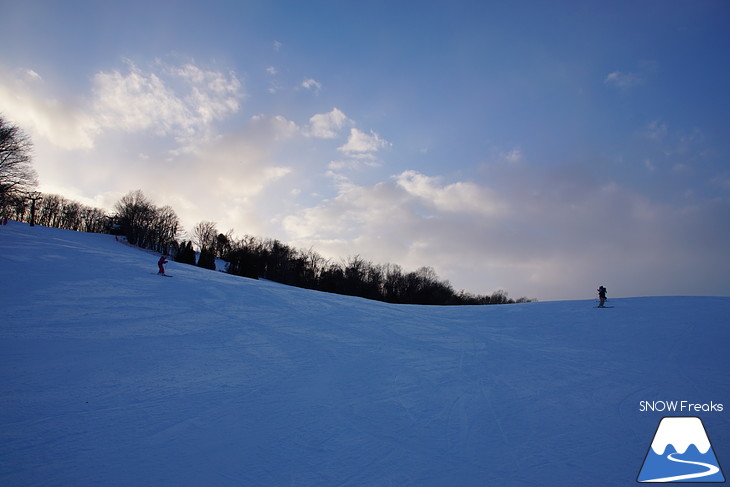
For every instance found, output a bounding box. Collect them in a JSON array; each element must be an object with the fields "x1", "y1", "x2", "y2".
[{"x1": 1, "y1": 0, "x2": 729, "y2": 301}]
